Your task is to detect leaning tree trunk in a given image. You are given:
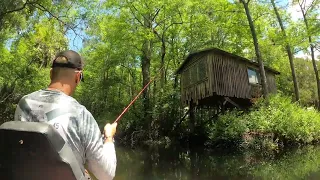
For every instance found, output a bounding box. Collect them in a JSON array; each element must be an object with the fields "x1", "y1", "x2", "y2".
[
  {"x1": 298, "y1": 2, "x2": 320, "y2": 109},
  {"x1": 271, "y1": 0, "x2": 300, "y2": 101},
  {"x1": 309, "y1": 42, "x2": 319, "y2": 106},
  {"x1": 308, "y1": 37, "x2": 320, "y2": 108},
  {"x1": 240, "y1": 0, "x2": 269, "y2": 98}
]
